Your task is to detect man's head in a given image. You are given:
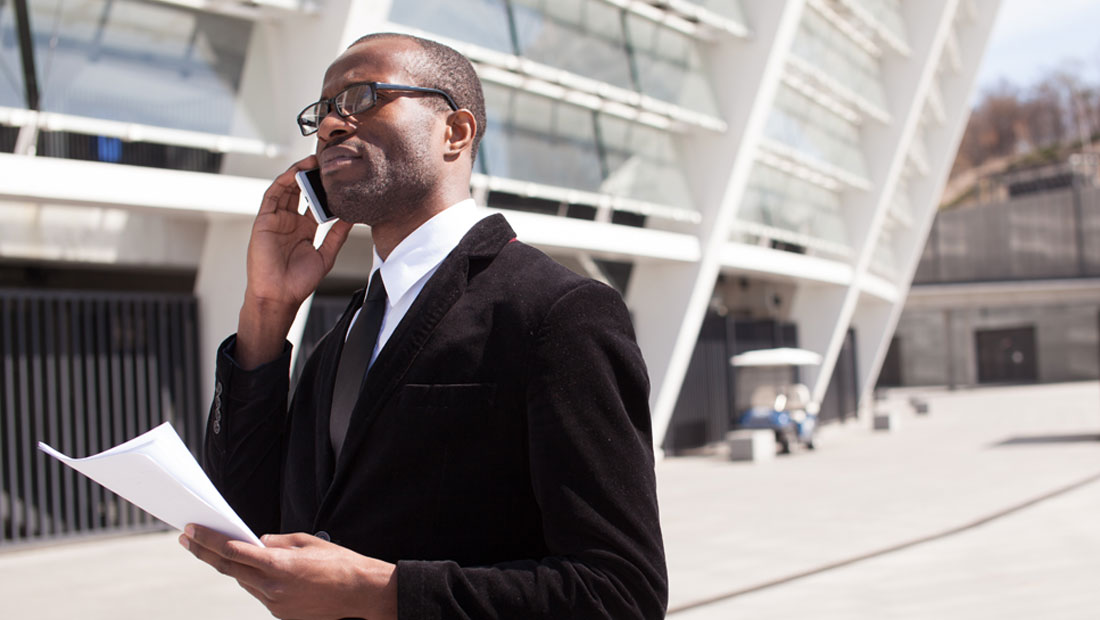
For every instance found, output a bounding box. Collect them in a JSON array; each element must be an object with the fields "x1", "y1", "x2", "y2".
[
  {"x1": 308, "y1": 34, "x2": 485, "y2": 229},
  {"x1": 350, "y1": 33, "x2": 486, "y2": 163}
]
